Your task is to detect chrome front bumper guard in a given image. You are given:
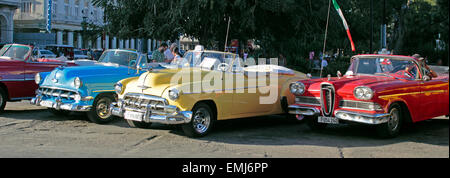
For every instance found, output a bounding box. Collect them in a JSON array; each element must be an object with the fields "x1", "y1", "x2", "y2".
[
  {"x1": 110, "y1": 100, "x2": 192, "y2": 125},
  {"x1": 334, "y1": 110, "x2": 390, "y2": 125},
  {"x1": 31, "y1": 95, "x2": 92, "y2": 112},
  {"x1": 288, "y1": 105, "x2": 390, "y2": 125},
  {"x1": 288, "y1": 105, "x2": 320, "y2": 116}
]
